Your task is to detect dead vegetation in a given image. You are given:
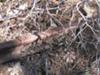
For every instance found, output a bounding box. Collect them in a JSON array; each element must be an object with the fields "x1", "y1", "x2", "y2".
[{"x1": 0, "y1": 0, "x2": 99, "y2": 75}]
